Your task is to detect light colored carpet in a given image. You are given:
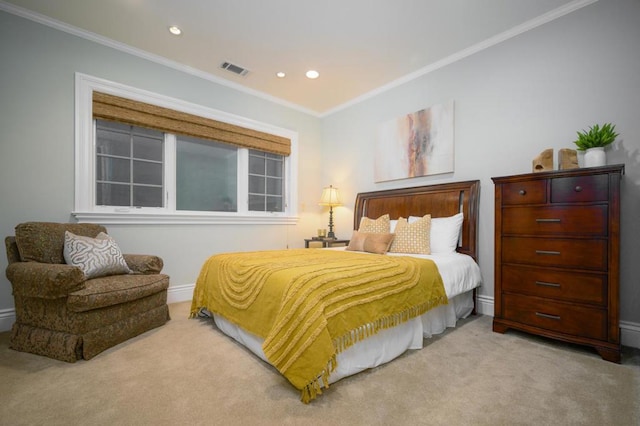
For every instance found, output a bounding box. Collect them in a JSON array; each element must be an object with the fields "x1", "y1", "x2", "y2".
[{"x1": 0, "y1": 301, "x2": 638, "y2": 426}]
